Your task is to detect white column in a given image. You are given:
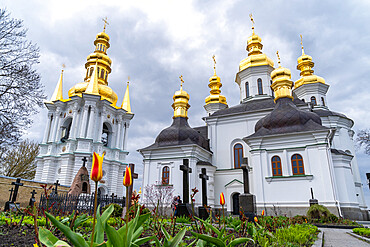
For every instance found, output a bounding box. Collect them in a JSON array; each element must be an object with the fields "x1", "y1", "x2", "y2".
[
  {"x1": 97, "y1": 109, "x2": 105, "y2": 143},
  {"x1": 51, "y1": 109, "x2": 61, "y2": 142},
  {"x1": 115, "y1": 120, "x2": 122, "y2": 149},
  {"x1": 122, "y1": 122, "x2": 128, "y2": 150},
  {"x1": 87, "y1": 106, "x2": 96, "y2": 139},
  {"x1": 70, "y1": 103, "x2": 79, "y2": 139},
  {"x1": 79, "y1": 105, "x2": 89, "y2": 138},
  {"x1": 42, "y1": 113, "x2": 53, "y2": 143}
]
